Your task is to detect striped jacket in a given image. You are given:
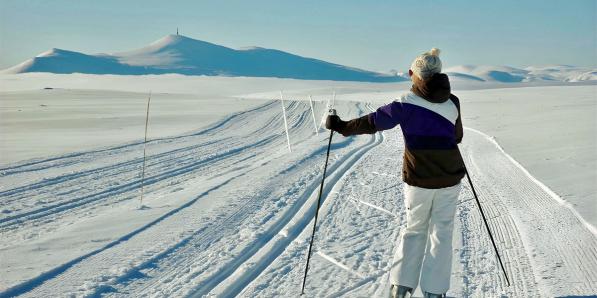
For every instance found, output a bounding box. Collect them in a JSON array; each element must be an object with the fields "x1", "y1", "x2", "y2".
[
  {"x1": 370, "y1": 92, "x2": 465, "y2": 188},
  {"x1": 334, "y1": 74, "x2": 465, "y2": 188}
]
